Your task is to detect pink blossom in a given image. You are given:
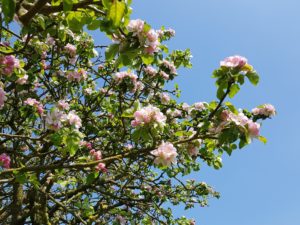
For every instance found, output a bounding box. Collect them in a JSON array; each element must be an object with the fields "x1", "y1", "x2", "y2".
[
  {"x1": 16, "y1": 74, "x2": 28, "y2": 85},
  {"x1": 84, "y1": 88, "x2": 93, "y2": 95},
  {"x1": 225, "y1": 111, "x2": 261, "y2": 138},
  {"x1": 220, "y1": 110, "x2": 230, "y2": 121},
  {"x1": 46, "y1": 108, "x2": 66, "y2": 130},
  {"x1": 46, "y1": 34, "x2": 56, "y2": 46},
  {"x1": 144, "y1": 66, "x2": 157, "y2": 76},
  {"x1": 247, "y1": 121, "x2": 260, "y2": 137},
  {"x1": 159, "y1": 71, "x2": 169, "y2": 80},
  {"x1": 131, "y1": 105, "x2": 166, "y2": 127},
  {"x1": 127, "y1": 19, "x2": 145, "y2": 35},
  {"x1": 157, "y1": 28, "x2": 176, "y2": 38},
  {"x1": 114, "y1": 71, "x2": 138, "y2": 83},
  {"x1": 90, "y1": 149, "x2": 102, "y2": 160},
  {"x1": 66, "y1": 69, "x2": 87, "y2": 82},
  {"x1": 151, "y1": 142, "x2": 178, "y2": 167},
  {"x1": 57, "y1": 100, "x2": 70, "y2": 110},
  {"x1": 0, "y1": 87, "x2": 7, "y2": 109},
  {"x1": 95, "y1": 163, "x2": 108, "y2": 173},
  {"x1": 0, "y1": 55, "x2": 20, "y2": 76},
  {"x1": 167, "y1": 109, "x2": 182, "y2": 117},
  {"x1": 194, "y1": 102, "x2": 206, "y2": 111},
  {"x1": 162, "y1": 59, "x2": 177, "y2": 74},
  {"x1": 220, "y1": 55, "x2": 247, "y2": 68},
  {"x1": 188, "y1": 146, "x2": 199, "y2": 157},
  {"x1": 67, "y1": 110, "x2": 82, "y2": 129},
  {"x1": 252, "y1": 104, "x2": 276, "y2": 117},
  {"x1": 64, "y1": 43, "x2": 77, "y2": 57},
  {"x1": 24, "y1": 98, "x2": 44, "y2": 115},
  {"x1": 160, "y1": 93, "x2": 171, "y2": 104},
  {"x1": 144, "y1": 29, "x2": 160, "y2": 54},
  {"x1": 182, "y1": 103, "x2": 190, "y2": 112},
  {"x1": 114, "y1": 71, "x2": 138, "y2": 91},
  {"x1": 0, "y1": 153, "x2": 10, "y2": 169}
]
